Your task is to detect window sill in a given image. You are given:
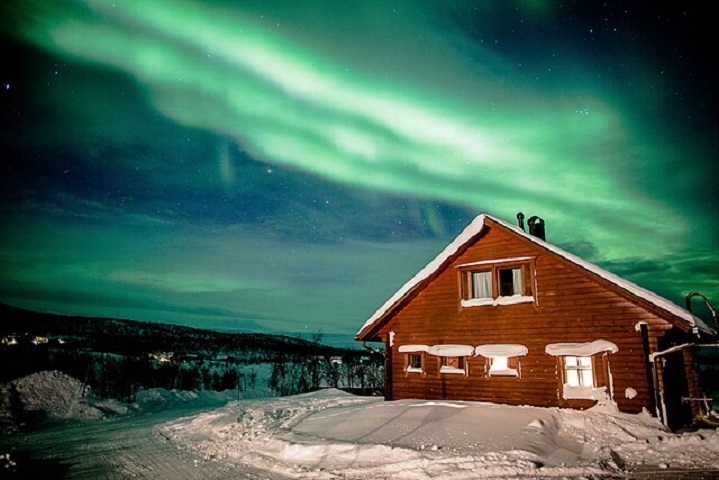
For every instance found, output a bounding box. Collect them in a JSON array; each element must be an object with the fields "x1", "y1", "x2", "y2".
[
  {"x1": 488, "y1": 369, "x2": 519, "y2": 377},
  {"x1": 562, "y1": 384, "x2": 607, "y2": 400},
  {"x1": 461, "y1": 295, "x2": 534, "y2": 308},
  {"x1": 406, "y1": 367, "x2": 423, "y2": 373}
]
